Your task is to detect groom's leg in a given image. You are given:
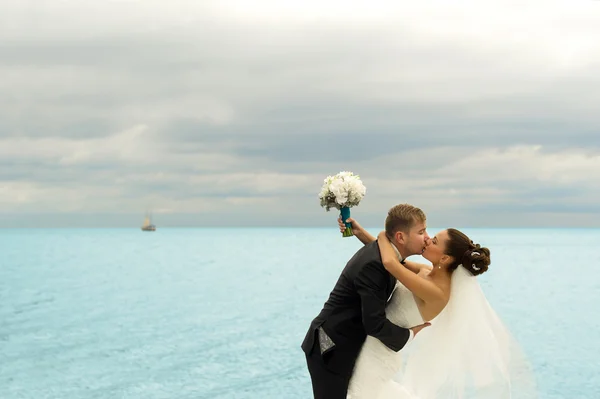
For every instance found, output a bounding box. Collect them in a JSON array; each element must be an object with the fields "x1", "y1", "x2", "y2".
[{"x1": 305, "y1": 352, "x2": 351, "y2": 399}]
